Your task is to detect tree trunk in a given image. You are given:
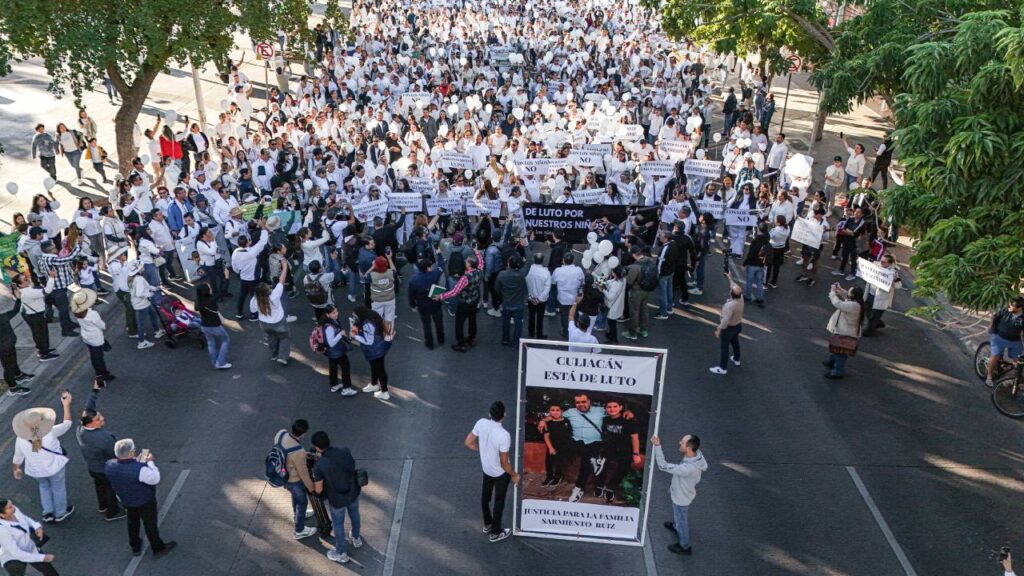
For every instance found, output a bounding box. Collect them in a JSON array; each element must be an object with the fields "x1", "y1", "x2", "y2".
[{"x1": 107, "y1": 63, "x2": 161, "y2": 178}]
